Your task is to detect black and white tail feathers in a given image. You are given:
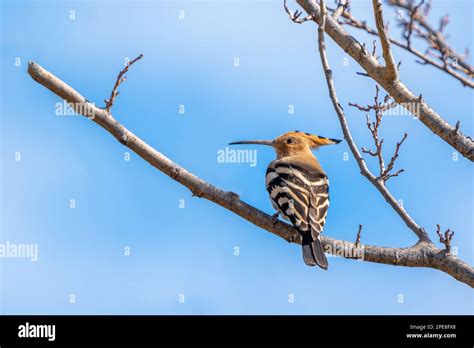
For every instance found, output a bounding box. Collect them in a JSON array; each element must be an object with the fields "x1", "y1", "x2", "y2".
[{"x1": 302, "y1": 234, "x2": 328, "y2": 270}]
